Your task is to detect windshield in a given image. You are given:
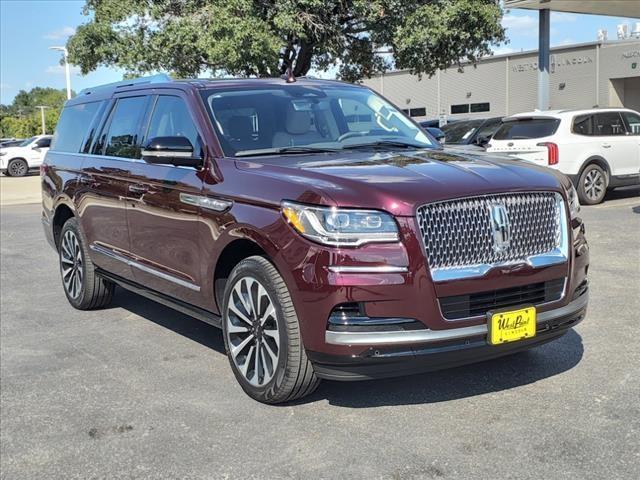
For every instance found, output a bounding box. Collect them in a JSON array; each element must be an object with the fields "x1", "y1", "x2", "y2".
[
  {"x1": 441, "y1": 120, "x2": 483, "y2": 144},
  {"x1": 19, "y1": 136, "x2": 37, "y2": 147},
  {"x1": 201, "y1": 84, "x2": 435, "y2": 157}
]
